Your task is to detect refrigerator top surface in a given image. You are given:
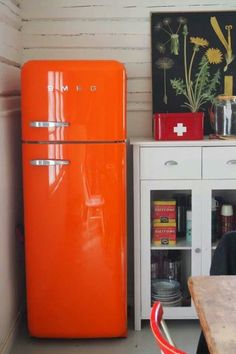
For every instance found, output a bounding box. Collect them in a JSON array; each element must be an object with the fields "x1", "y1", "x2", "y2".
[{"x1": 21, "y1": 60, "x2": 126, "y2": 142}]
